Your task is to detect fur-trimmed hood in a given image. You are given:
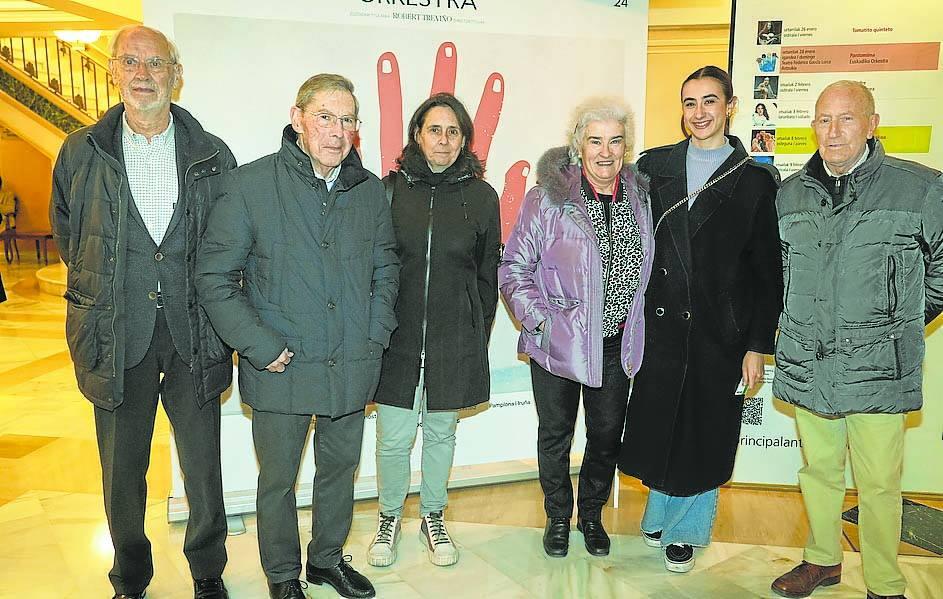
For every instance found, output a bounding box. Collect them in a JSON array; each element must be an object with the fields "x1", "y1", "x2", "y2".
[{"x1": 535, "y1": 146, "x2": 650, "y2": 204}]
